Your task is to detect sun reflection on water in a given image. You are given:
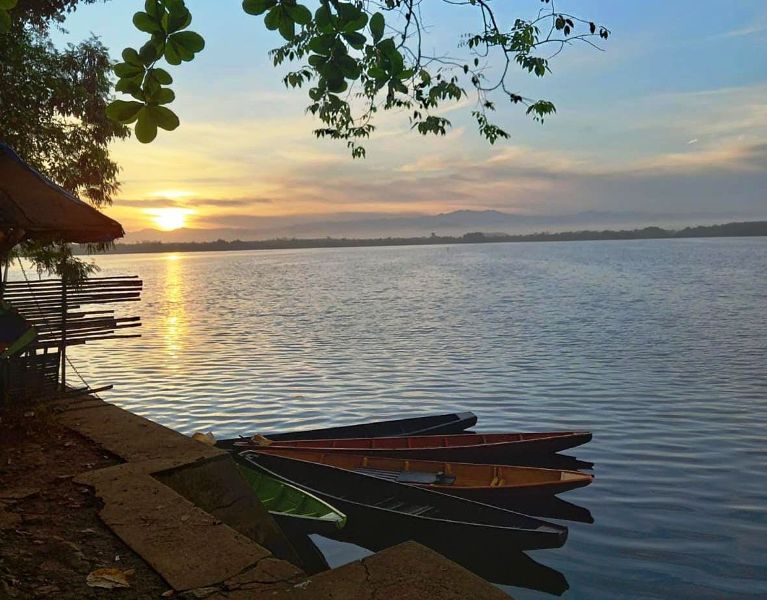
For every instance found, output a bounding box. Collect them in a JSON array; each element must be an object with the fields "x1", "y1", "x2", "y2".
[{"x1": 162, "y1": 253, "x2": 186, "y2": 365}]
